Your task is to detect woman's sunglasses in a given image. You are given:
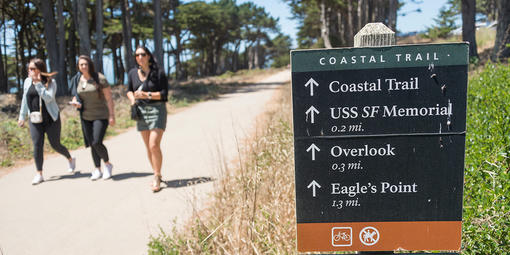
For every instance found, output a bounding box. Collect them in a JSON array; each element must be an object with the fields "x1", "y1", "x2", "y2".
[{"x1": 135, "y1": 53, "x2": 147, "y2": 57}]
